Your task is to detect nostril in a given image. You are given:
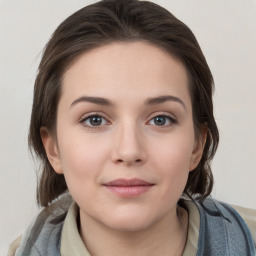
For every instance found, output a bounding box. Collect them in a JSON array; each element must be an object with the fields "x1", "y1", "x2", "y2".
[{"x1": 115, "y1": 158, "x2": 142, "y2": 164}]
